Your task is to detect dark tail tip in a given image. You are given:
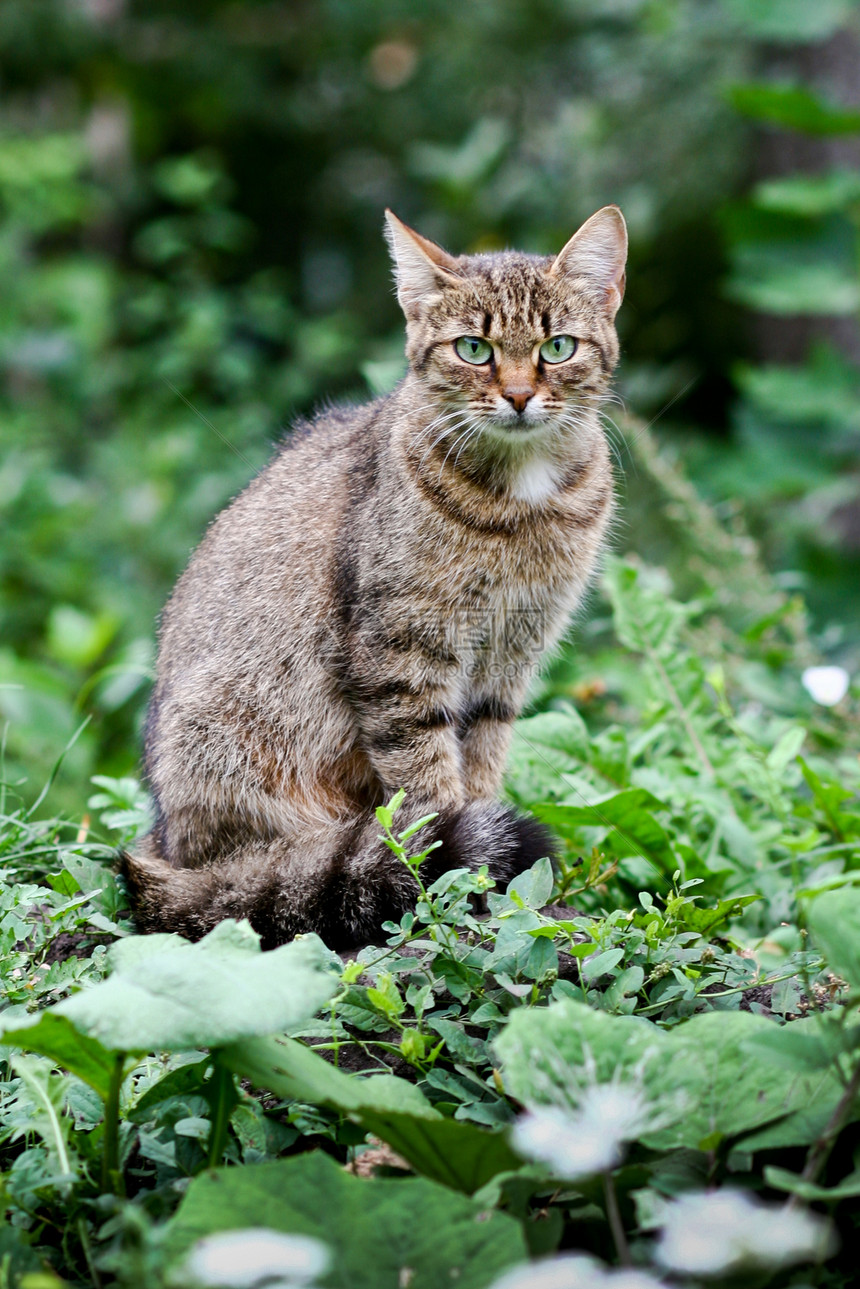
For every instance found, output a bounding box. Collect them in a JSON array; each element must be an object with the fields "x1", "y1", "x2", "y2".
[
  {"x1": 509, "y1": 812, "x2": 559, "y2": 869},
  {"x1": 425, "y1": 801, "x2": 558, "y2": 887}
]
